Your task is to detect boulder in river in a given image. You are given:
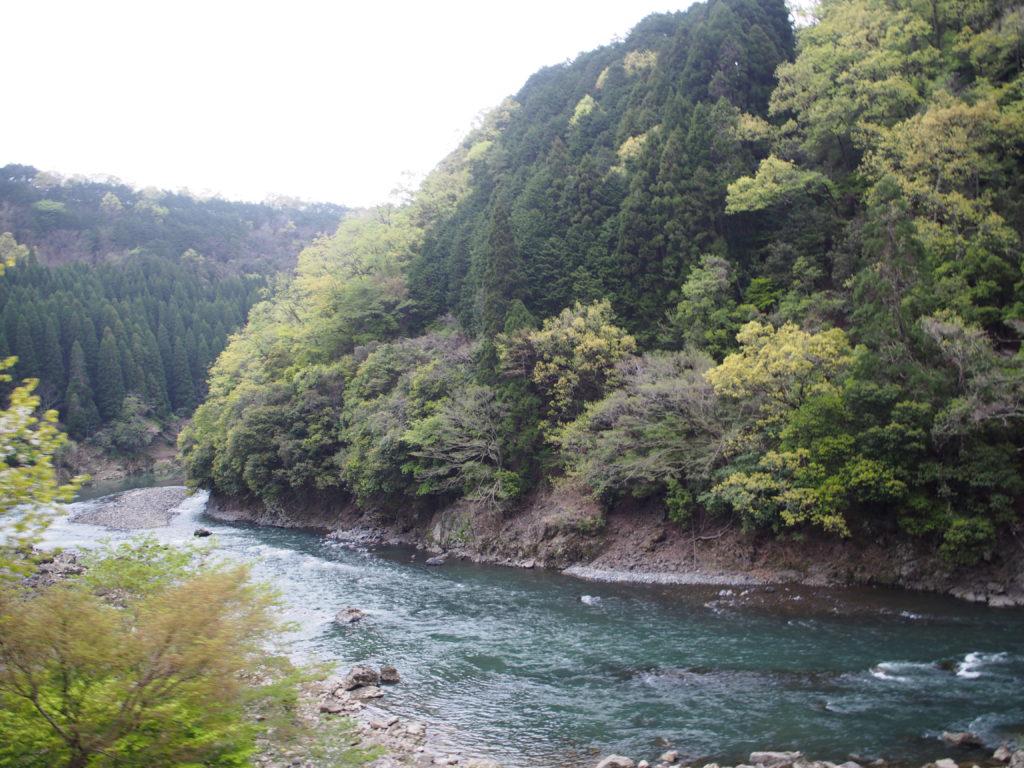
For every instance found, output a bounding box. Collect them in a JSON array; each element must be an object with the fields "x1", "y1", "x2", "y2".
[
  {"x1": 425, "y1": 555, "x2": 447, "y2": 566},
  {"x1": 340, "y1": 664, "x2": 380, "y2": 690},
  {"x1": 1008, "y1": 750, "x2": 1024, "y2": 768},
  {"x1": 380, "y1": 664, "x2": 400, "y2": 683},
  {"x1": 992, "y1": 746, "x2": 1011, "y2": 763},
  {"x1": 335, "y1": 607, "x2": 366, "y2": 624},
  {"x1": 934, "y1": 759, "x2": 958, "y2": 768},
  {"x1": 595, "y1": 757, "x2": 636, "y2": 768},
  {"x1": 193, "y1": 527, "x2": 212, "y2": 537},
  {"x1": 942, "y1": 732, "x2": 983, "y2": 749},
  {"x1": 750, "y1": 752, "x2": 802, "y2": 768},
  {"x1": 659, "y1": 751, "x2": 679, "y2": 764}
]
